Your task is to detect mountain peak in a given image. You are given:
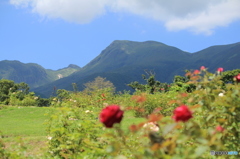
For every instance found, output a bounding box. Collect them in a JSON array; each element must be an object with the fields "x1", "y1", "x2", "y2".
[
  {"x1": 111, "y1": 40, "x2": 165, "y2": 45},
  {"x1": 67, "y1": 64, "x2": 81, "y2": 69}
]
